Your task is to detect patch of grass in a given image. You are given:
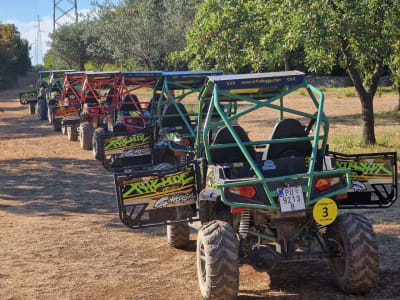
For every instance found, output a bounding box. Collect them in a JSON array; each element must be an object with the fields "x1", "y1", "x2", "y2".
[
  {"x1": 344, "y1": 90, "x2": 355, "y2": 97},
  {"x1": 329, "y1": 130, "x2": 400, "y2": 157}
]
